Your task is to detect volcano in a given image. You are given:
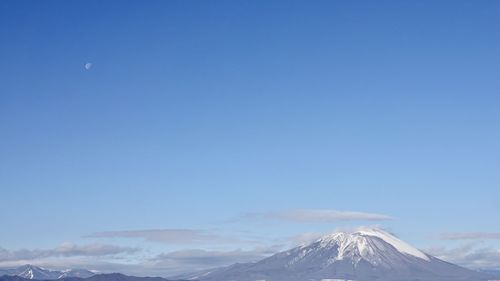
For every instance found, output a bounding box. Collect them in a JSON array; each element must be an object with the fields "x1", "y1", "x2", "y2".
[{"x1": 179, "y1": 228, "x2": 489, "y2": 281}]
